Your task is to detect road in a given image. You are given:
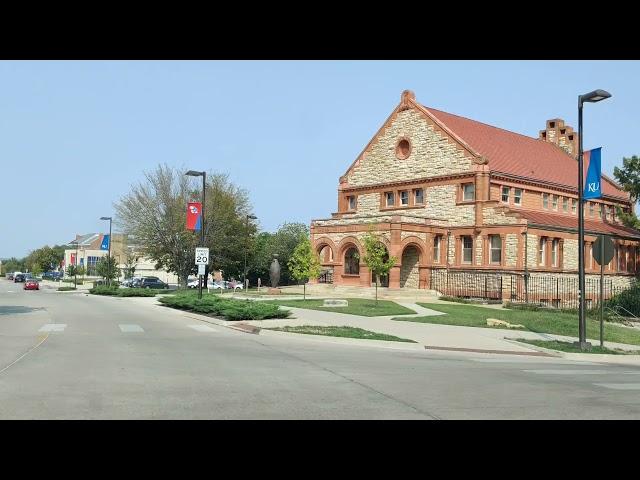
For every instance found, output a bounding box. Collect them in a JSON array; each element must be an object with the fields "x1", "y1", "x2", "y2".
[{"x1": 2, "y1": 279, "x2": 640, "y2": 419}]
